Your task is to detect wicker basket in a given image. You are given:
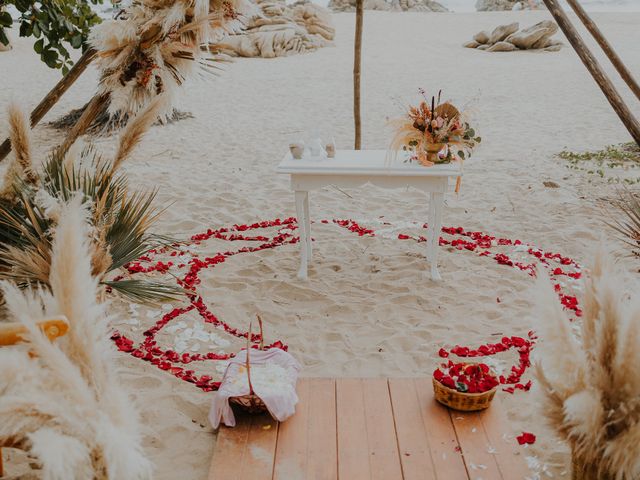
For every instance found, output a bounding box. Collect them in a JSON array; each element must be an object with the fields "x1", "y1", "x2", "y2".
[
  {"x1": 228, "y1": 315, "x2": 268, "y2": 415},
  {"x1": 432, "y1": 376, "x2": 497, "y2": 412}
]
